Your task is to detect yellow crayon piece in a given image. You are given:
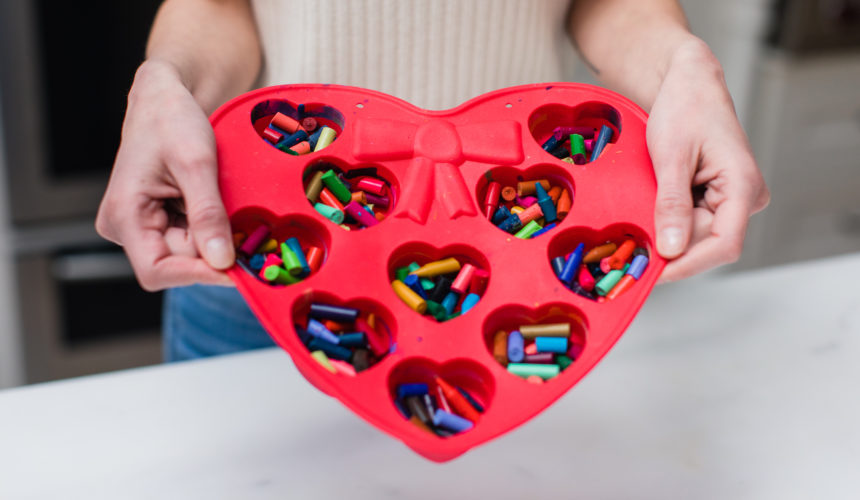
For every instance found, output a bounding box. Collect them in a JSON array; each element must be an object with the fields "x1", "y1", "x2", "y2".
[
  {"x1": 258, "y1": 238, "x2": 279, "y2": 253},
  {"x1": 313, "y1": 126, "x2": 337, "y2": 152},
  {"x1": 510, "y1": 206, "x2": 525, "y2": 215},
  {"x1": 310, "y1": 350, "x2": 337, "y2": 374},
  {"x1": 391, "y1": 280, "x2": 427, "y2": 314},
  {"x1": 409, "y1": 257, "x2": 461, "y2": 278},
  {"x1": 519, "y1": 323, "x2": 571, "y2": 339}
]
